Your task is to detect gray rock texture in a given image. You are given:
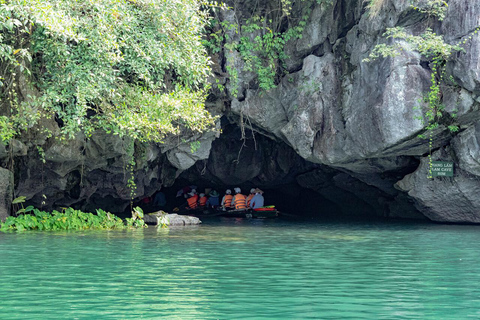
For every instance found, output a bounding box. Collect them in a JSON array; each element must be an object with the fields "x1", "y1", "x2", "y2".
[
  {"x1": 144, "y1": 212, "x2": 201, "y2": 226},
  {"x1": 0, "y1": 168, "x2": 13, "y2": 222},
  {"x1": 221, "y1": 0, "x2": 480, "y2": 222},
  {"x1": 1, "y1": 0, "x2": 480, "y2": 223},
  {"x1": 396, "y1": 122, "x2": 480, "y2": 223},
  {"x1": 13, "y1": 128, "x2": 216, "y2": 213}
]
